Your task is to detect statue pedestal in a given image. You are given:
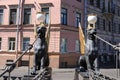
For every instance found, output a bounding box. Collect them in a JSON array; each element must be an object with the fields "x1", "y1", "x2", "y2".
[
  {"x1": 22, "y1": 75, "x2": 35, "y2": 80},
  {"x1": 74, "y1": 72, "x2": 89, "y2": 80},
  {"x1": 74, "y1": 68, "x2": 89, "y2": 80},
  {"x1": 22, "y1": 67, "x2": 52, "y2": 80},
  {"x1": 79, "y1": 72, "x2": 89, "y2": 80}
]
